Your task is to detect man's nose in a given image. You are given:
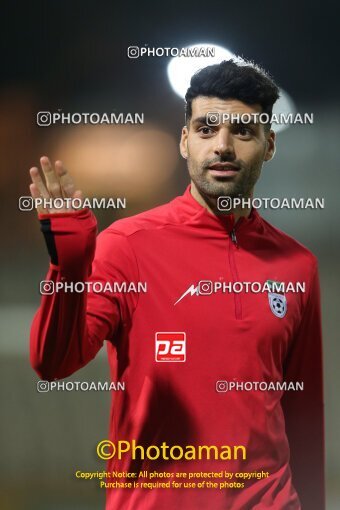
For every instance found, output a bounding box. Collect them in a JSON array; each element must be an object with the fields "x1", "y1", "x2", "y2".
[{"x1": 213, "y1": 128, "x2": 235, "y2": 158}]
